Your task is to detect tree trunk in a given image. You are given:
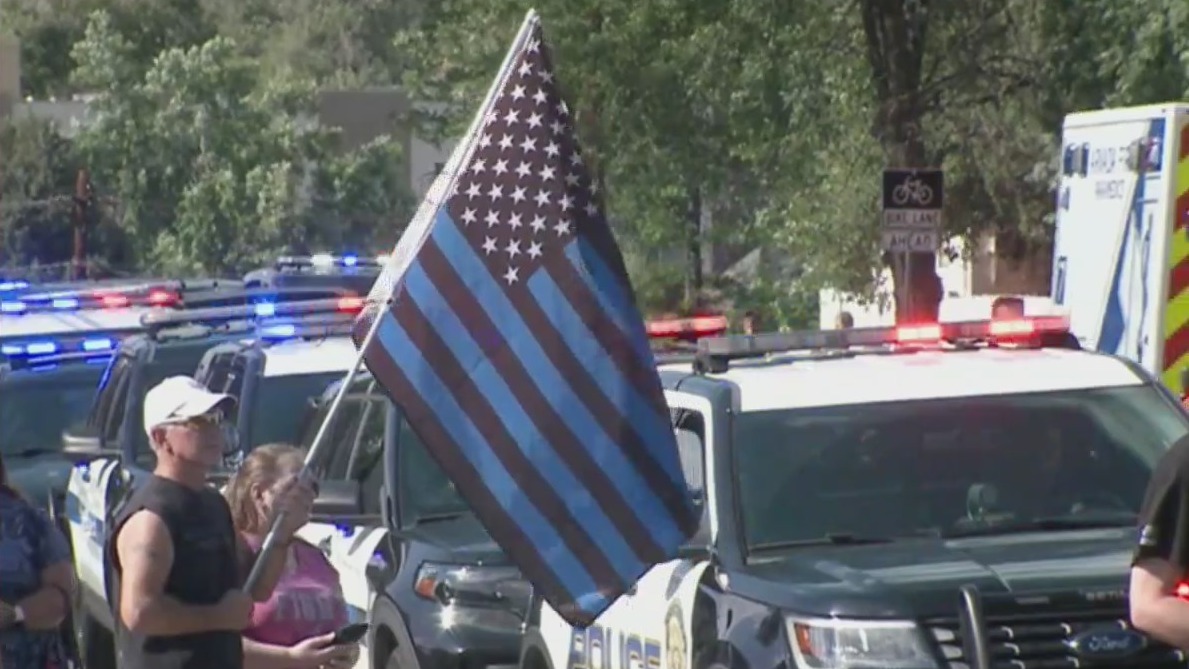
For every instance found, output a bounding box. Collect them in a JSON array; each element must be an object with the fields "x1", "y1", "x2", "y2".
[
  {"x1": 861, "y1": 0, "x2": 941, "y2": 324},
  {"x1": 685, "y1": 186, "x2": 703, "y2": 305}
]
